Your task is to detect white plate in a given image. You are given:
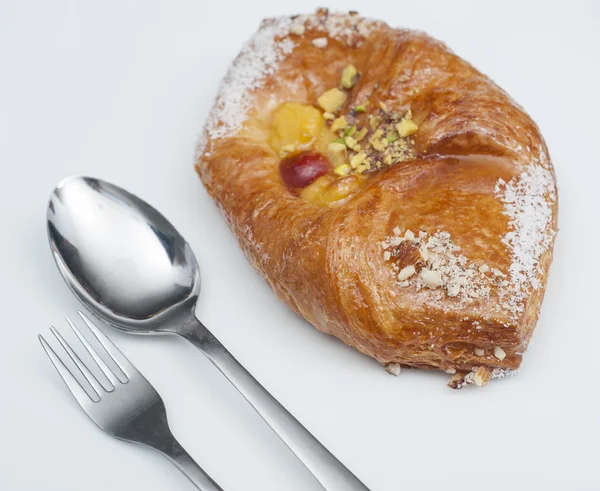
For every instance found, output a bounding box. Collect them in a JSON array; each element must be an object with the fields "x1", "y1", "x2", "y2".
[{"x1": 1, "y1": 1, "x2": 599, "y2": 490}]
